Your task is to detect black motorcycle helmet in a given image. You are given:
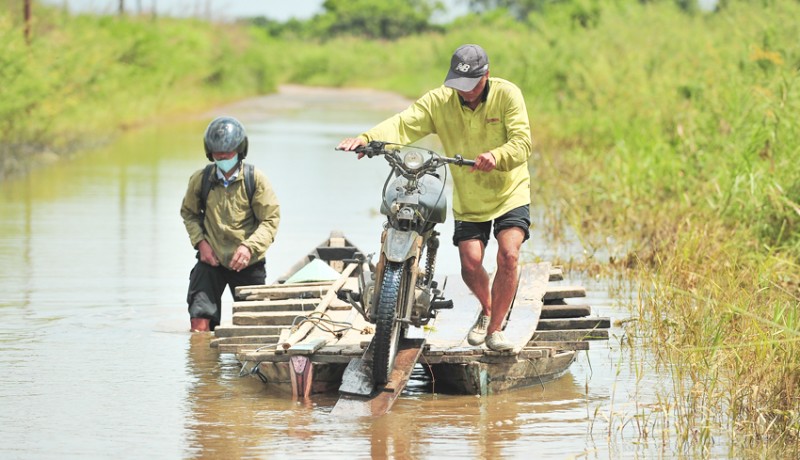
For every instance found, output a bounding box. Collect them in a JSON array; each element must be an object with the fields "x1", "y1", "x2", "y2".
[{"x1": 203, "y1": 116, "x2": 249, "y2": 161}]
